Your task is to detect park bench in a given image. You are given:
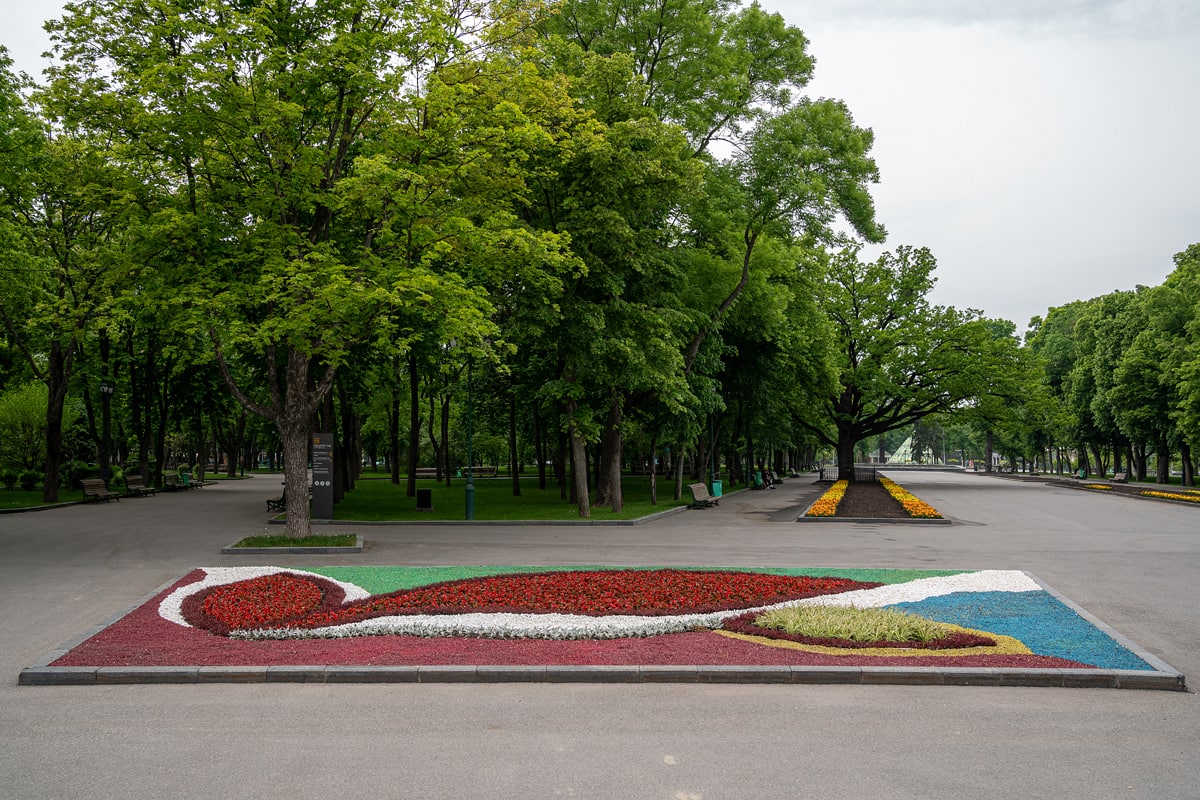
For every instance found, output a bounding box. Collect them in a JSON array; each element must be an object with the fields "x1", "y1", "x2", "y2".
[
  {"x1": 81, "y1": 478, "x2": 120, "y2": 503},
  {"x1": 687, "y1": 482, "x2": 719, "y2": 509},
  {"x1": 1111, "y1": 472, "x2": 1128, "y2": 483},
  {"x1": 123, "y1": 474, "x2": 156, "y2": 497},
  {"x1": 267, "y1": 484, "x2": 312, "y2": 512},
  {"x1": 162, "y1": 473, "x2": 201, "y2": 490}
]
